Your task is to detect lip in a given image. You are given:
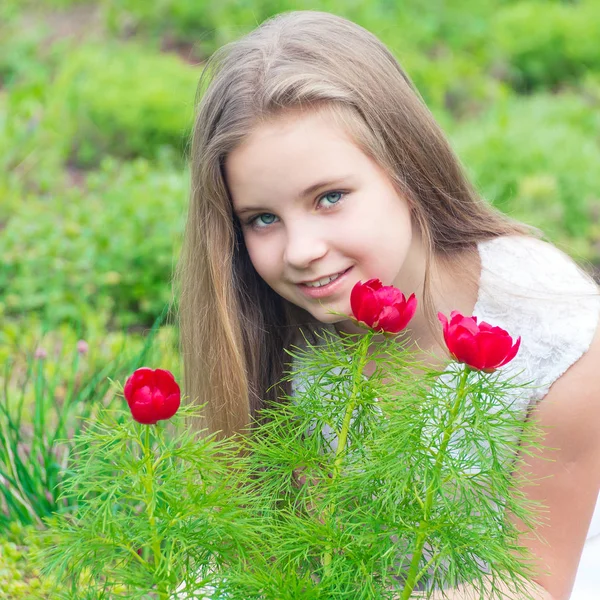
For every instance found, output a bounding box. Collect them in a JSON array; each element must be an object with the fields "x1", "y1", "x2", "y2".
[{"x1": 297, "y1": 267, "x2": 353, "y2": 299}]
